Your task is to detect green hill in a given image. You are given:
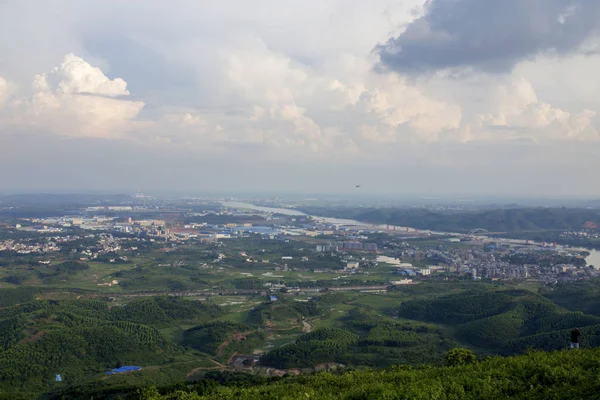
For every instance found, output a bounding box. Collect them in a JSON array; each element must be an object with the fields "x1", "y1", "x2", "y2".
[
  {"x1": 399, "y1": 289, "x2": 600, "y2": 351},
  {"x1": 109, "y1": 297, "x2": 224, "y2": 325},
  {"x1": 0, "y1": 297, "x2": 224, "y2": 395},
  {"x1": 52, "y1": 348, "x2": 600, "y2": 399},
  {"x1": 299, "y1": 206, "x2": 600, "y2": 233},
  {"x1": 542, "y1": 279, "x2": 600, "y2": 317},
  {"x1": 261, "y1": 308, "x2": 455, "y2": 369},
  {"x1": 182, "y1": 321, "x2": 266, "y2": 360},
  {"x1": 246, "y1": 298, "x2": 321, "y2": 326},
  {"x1": 0, "y1": 287, "x2": 40, "y2": 307}
]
